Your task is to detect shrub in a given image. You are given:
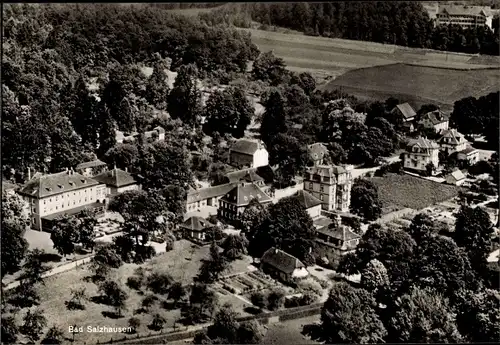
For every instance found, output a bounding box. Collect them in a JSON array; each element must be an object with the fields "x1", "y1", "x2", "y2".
[
  {"x1": 146, "y1": 272, "x2": 173, "y2": 295},
  {"x1": 250, "y1": 291, "x2": 267, "y2": 309},
  {"x1": 128, "y1": 317, "x2": 141, "y2": 333},
  {"x1": 126, "y1": 276, "x2": 143, "y2": 291},
  {"x1": 267, "y1": 289, "x2": 286, "y2": 311}
]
